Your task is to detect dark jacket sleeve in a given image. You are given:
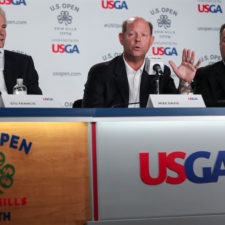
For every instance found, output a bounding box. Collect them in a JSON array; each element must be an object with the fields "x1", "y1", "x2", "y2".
[
  {"x1": 24, "y1": 55, "x2": 42, "y2": 95},
  {"x1": 192, "y1": 66, "x2": 215, "y2": 107},
  {"x1": 82, "y1": 64, "x2": 106, "y2": 107}
]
